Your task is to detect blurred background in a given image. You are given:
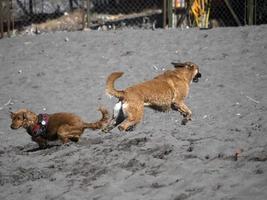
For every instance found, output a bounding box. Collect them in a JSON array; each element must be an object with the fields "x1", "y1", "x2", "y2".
[{"x1": 1, "y1": 0, "x2": 267, "y2": 38}]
